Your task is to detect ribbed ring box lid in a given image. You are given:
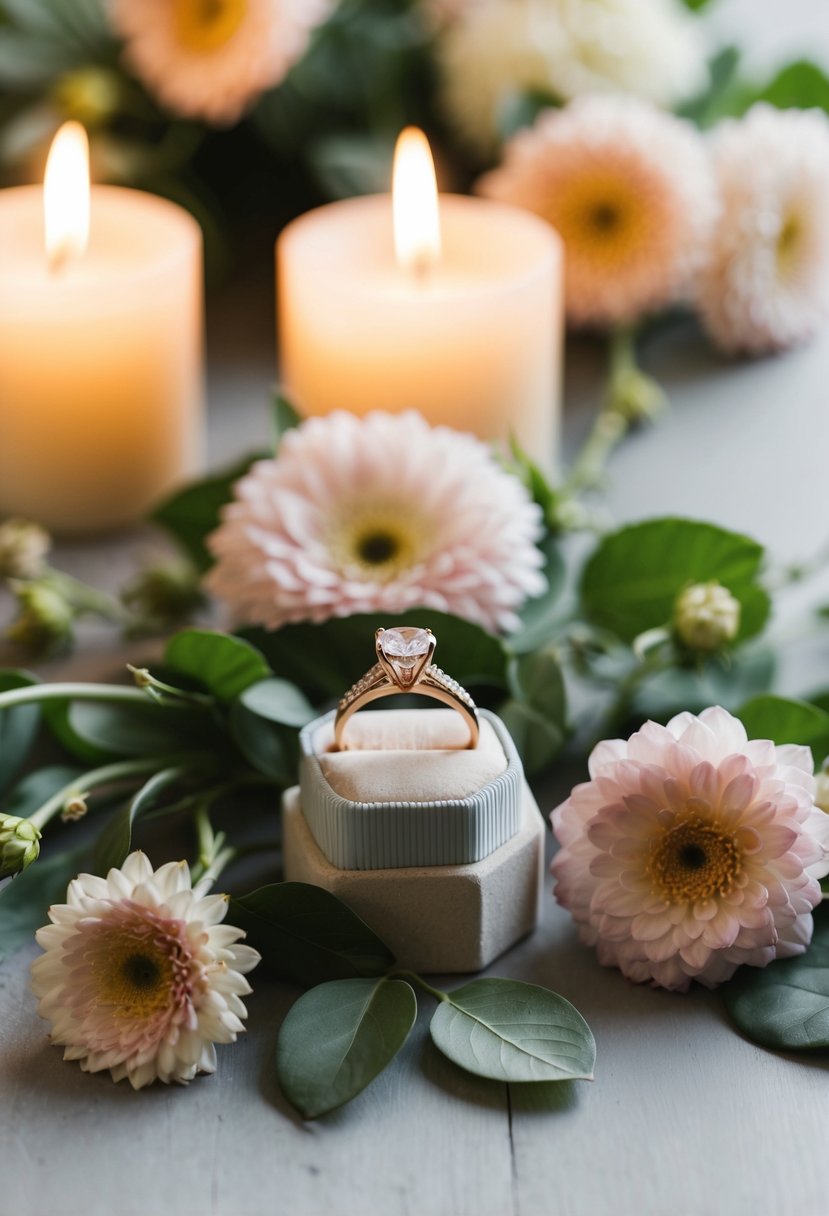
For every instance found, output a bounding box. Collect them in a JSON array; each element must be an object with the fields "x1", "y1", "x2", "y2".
[{"x1": 298, "y1": 708, "x2": 523, "y2": 870}]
